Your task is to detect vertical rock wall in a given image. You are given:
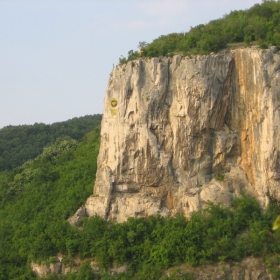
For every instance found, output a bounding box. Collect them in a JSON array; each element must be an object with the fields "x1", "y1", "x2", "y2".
[
  {"x1": 80, "y1": 48, "x2": 280, "y2": 222},
  {"x1": 229, "y1": 49, "x2": 280, "y2": 201}
]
